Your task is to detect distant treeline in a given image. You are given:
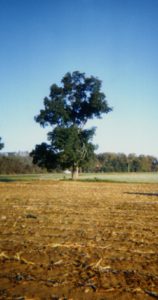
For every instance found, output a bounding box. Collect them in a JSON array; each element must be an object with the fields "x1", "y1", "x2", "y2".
[
  {"x1": 89, "y1": 153, "x2": 158, "y2": 173},
  {"x1": 0, "y1": 154, "x2": 45, "y2": 174},
  {"x1": 0, "y1": 152, "x2": 158, "y2": 174}
]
